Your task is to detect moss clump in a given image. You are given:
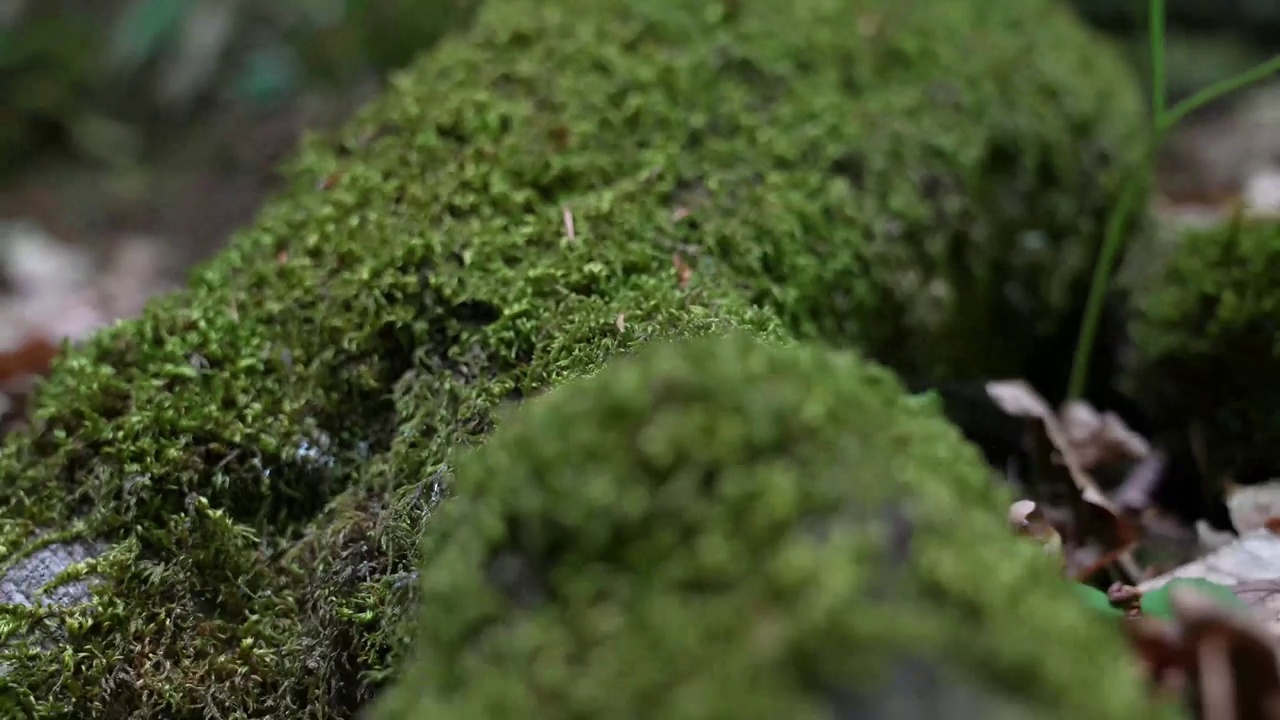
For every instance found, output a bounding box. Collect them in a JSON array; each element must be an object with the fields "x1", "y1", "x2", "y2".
[
  {"x1": 1125, "y1": 218, "x2": 1280, "y2": 483},
  {"x1": 371, "y1": 334, "x2": 1164, "y2": 719},
  {"x1": 0, "y1": 0, "x2": 1144, "y2": 716},
  {"x1": 0, "y1": 214, "x2": 773, "y2": 717},
  {"x1": 325, "y1": 0, "x2": 1144, "y2": 389}
]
